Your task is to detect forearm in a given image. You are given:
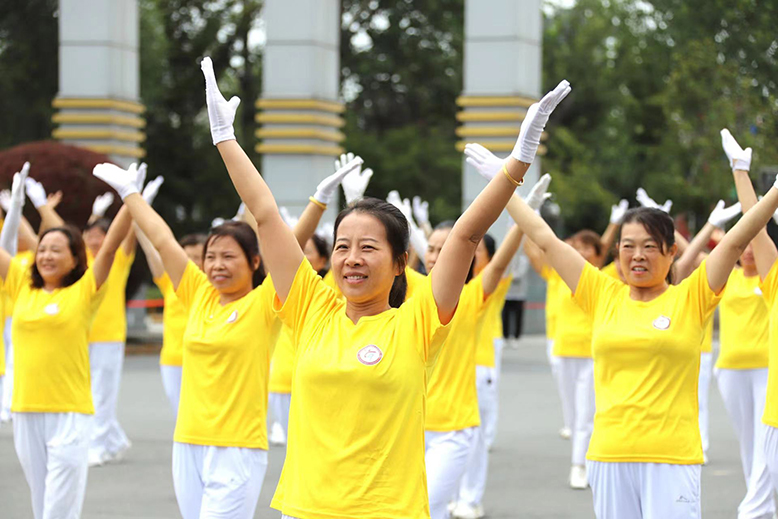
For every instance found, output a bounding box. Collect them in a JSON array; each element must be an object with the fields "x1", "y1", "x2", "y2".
[
  {"x1": 674, "y1": 231, "x2": 689, "y2": 258},
  {"x1": 0, "y1": 197, "x2": 23, "y2": 256},
  {"x1": 482, "y1": 226, "x2": 524, "y2": 296},
  {"x1": 732, "y1": 169, "x2": 778, "y2": 278},
  {"x1": 98, "y1": 205, "x2": 132, "y2": 256},
  {"x1": 134, "y1": 224, "x2": 165, "y2": 279},
  {"x1": 217, "y1": 140, "x2": 279, "y2": 225},
  {"x1": 674, "y1": 222, "x2": 715, "y2": 283},
  {"x1": 293, "y1": 200, "x2": 325, "y2": 248},
  {"x1": 17, "y1": 218, "x2": 38, "y2": 251},
  {"x1": 522, "y1": 237, "x2": 546, "y2": 275},
  {"x1": 37, "y1": 205, "x2": 65, "y2": 233},
  {"x1": 598, "y1": 222, "x2": 619, "y2": 267},
  {"x1": 734, "y1": 169, "x2": 759, "y2": 211}
]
